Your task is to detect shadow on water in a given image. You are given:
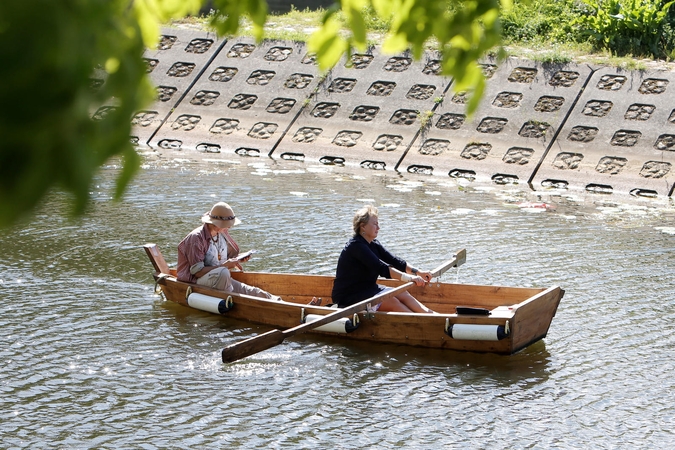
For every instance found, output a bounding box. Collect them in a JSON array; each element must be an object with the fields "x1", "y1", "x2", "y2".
[{"x1": 295, "y1": 333, "x2": 553, "y2": 385}]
